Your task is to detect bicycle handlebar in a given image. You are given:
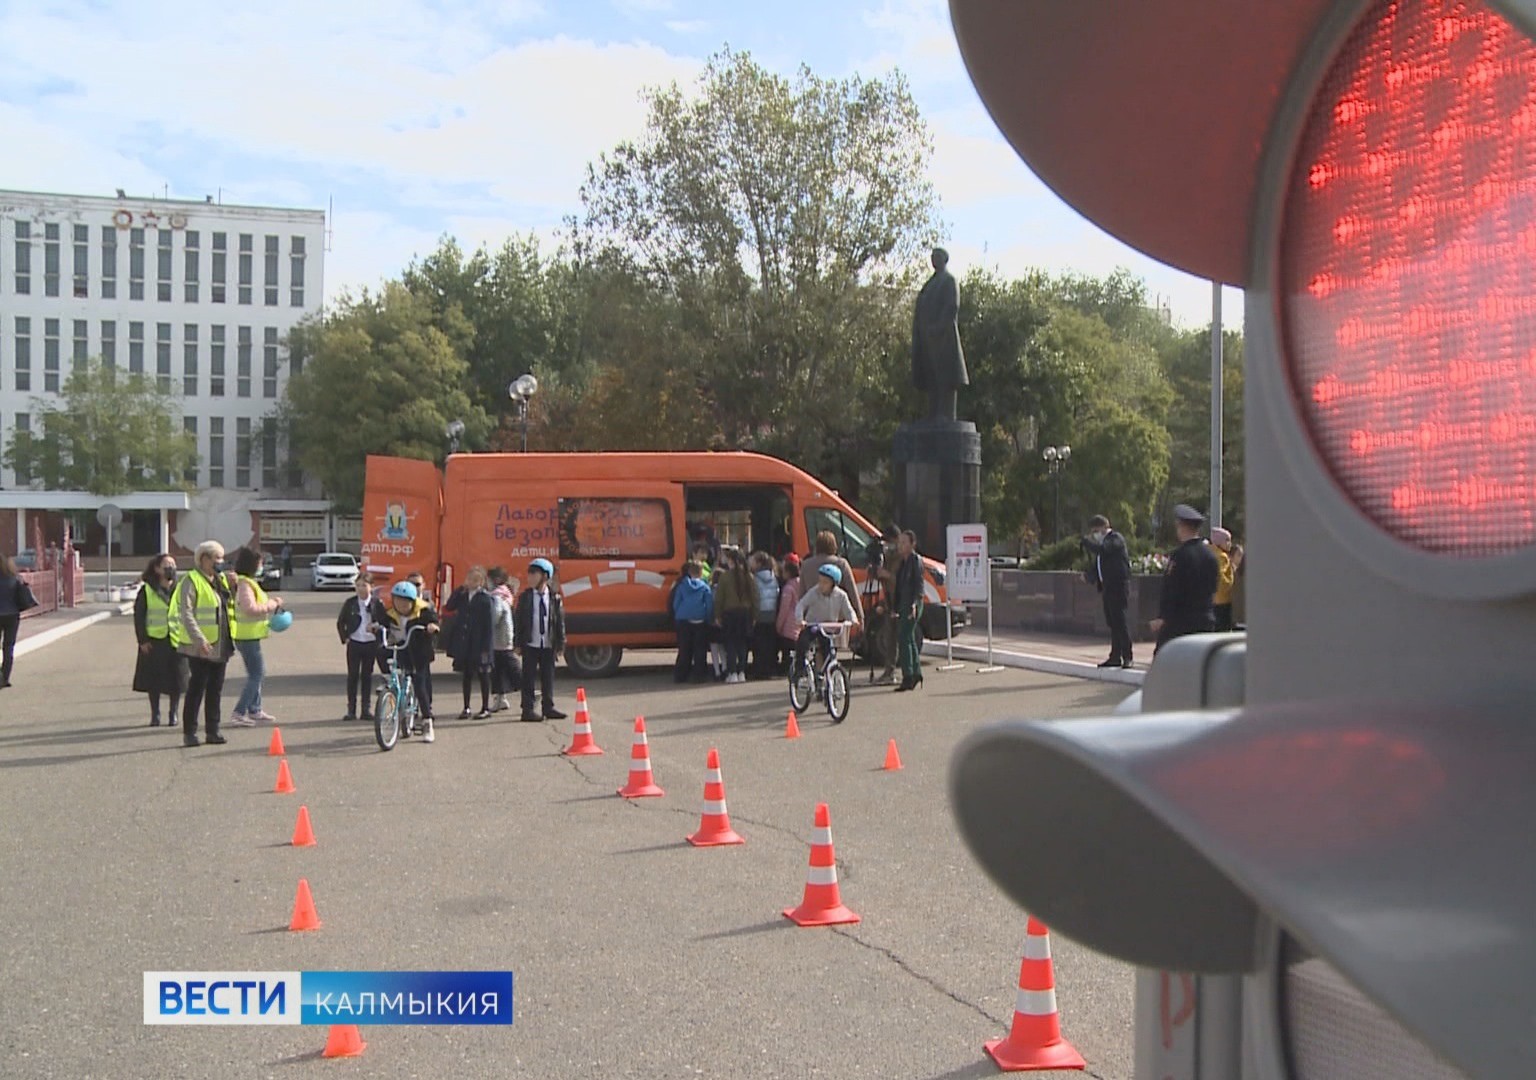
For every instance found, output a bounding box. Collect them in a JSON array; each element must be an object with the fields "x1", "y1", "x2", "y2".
[{"x1": 377, "y1": 623, "x2": 429, "y2": 650}]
